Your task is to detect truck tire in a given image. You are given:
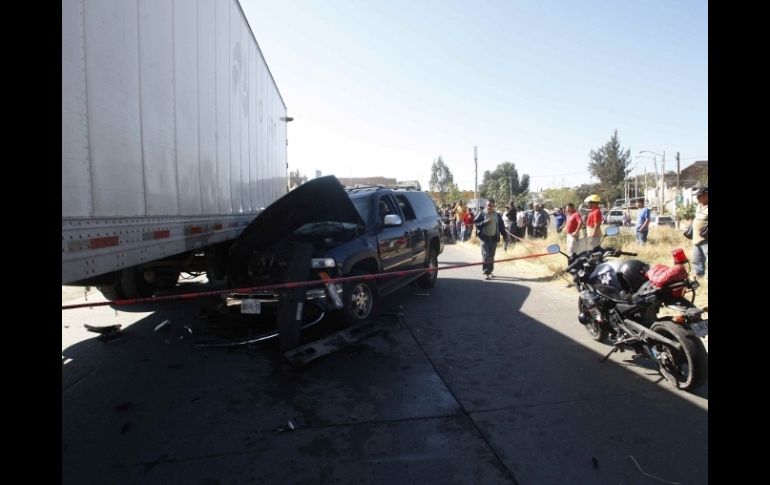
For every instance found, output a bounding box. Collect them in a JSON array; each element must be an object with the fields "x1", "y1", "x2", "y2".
[
  {"x1": 156, "y1": 272, "x2": 180, "y2": 290},
  {"x1": 97, "y1": 282, "x2": 125, "y2": 301},
  {"x1": 119, "y1": 267, "x2": 157, "y2": 299},
  {"x1": 340, "y1": 270, "x2": 379, "y2": 326},
  {"x1": 417, "y1": 247, "x2": 438, "y2": 288}
]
